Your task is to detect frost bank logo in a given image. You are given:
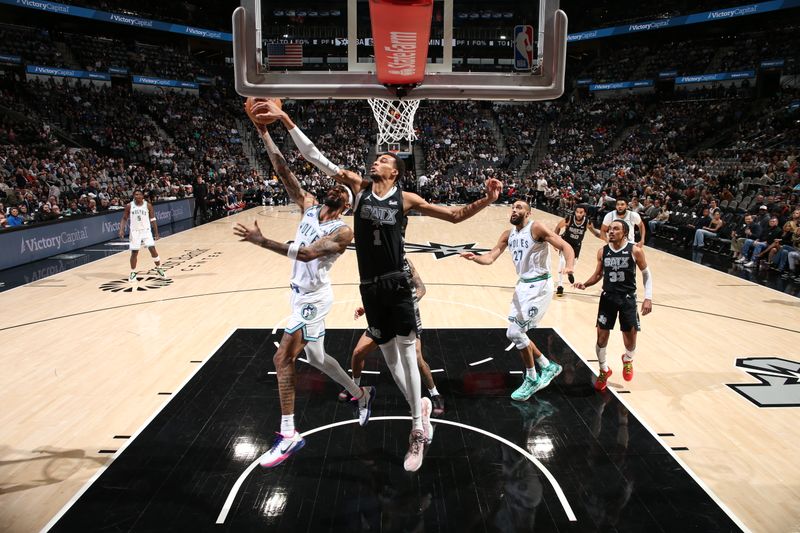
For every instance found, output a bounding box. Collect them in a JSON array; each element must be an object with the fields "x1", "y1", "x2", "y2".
[
  {"x1": 19, "y1": 228, "x2": 89, "y2": 254},
  {"x1": 708, "y1": 5, "x2": 759, "y2": 19},
  {"x1": 100, "y1": 276, "x2": 174, "y2": 293}
]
